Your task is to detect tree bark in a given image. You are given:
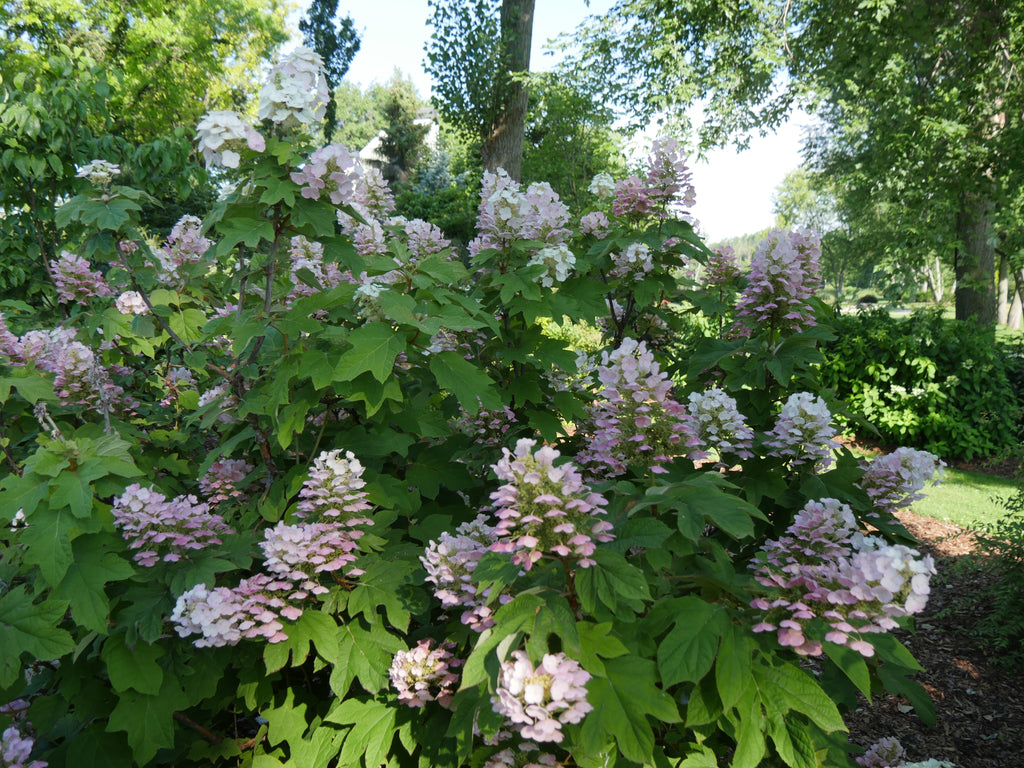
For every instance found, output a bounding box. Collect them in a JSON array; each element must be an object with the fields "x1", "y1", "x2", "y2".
[
  {"x1": 998, "y1": 252, "x2": 1010, "y2": 324},
  {"x1": 954, "y1": 192, "x2": 997, "y2": 326},
  {"x1": 481, "y1": 0, "x2": 535, "y2": 179},
  {"x1": 1009, "y1": 270, "x2": 1024, "y2": 331}
]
